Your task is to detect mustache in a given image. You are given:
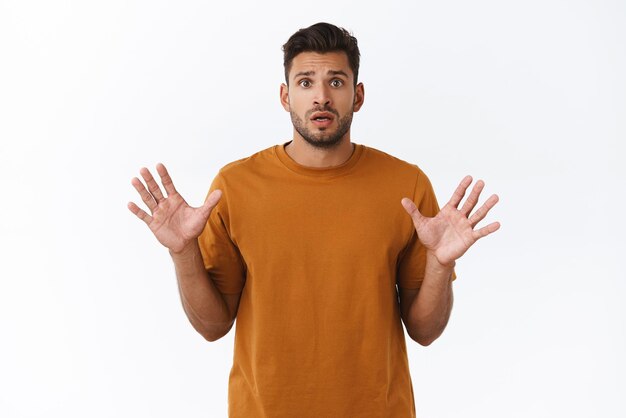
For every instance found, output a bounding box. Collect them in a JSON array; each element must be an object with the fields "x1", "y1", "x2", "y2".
[{"x1": 305, "y1": 106, "x2": 339, "y2": 118}]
